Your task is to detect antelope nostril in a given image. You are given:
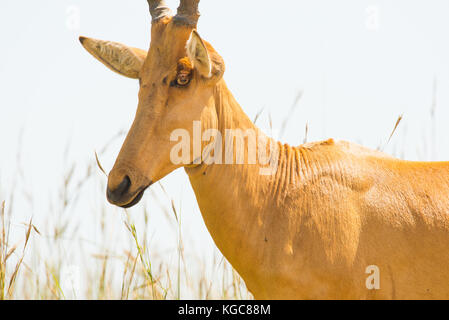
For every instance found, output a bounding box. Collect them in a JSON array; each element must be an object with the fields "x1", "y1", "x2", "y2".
[
  {"x1": 117, "y1": 176, "x2": 131, "y2": 195},
  {"x1": 107, "y1": 175, "x2": 131, "y2": 202}
]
